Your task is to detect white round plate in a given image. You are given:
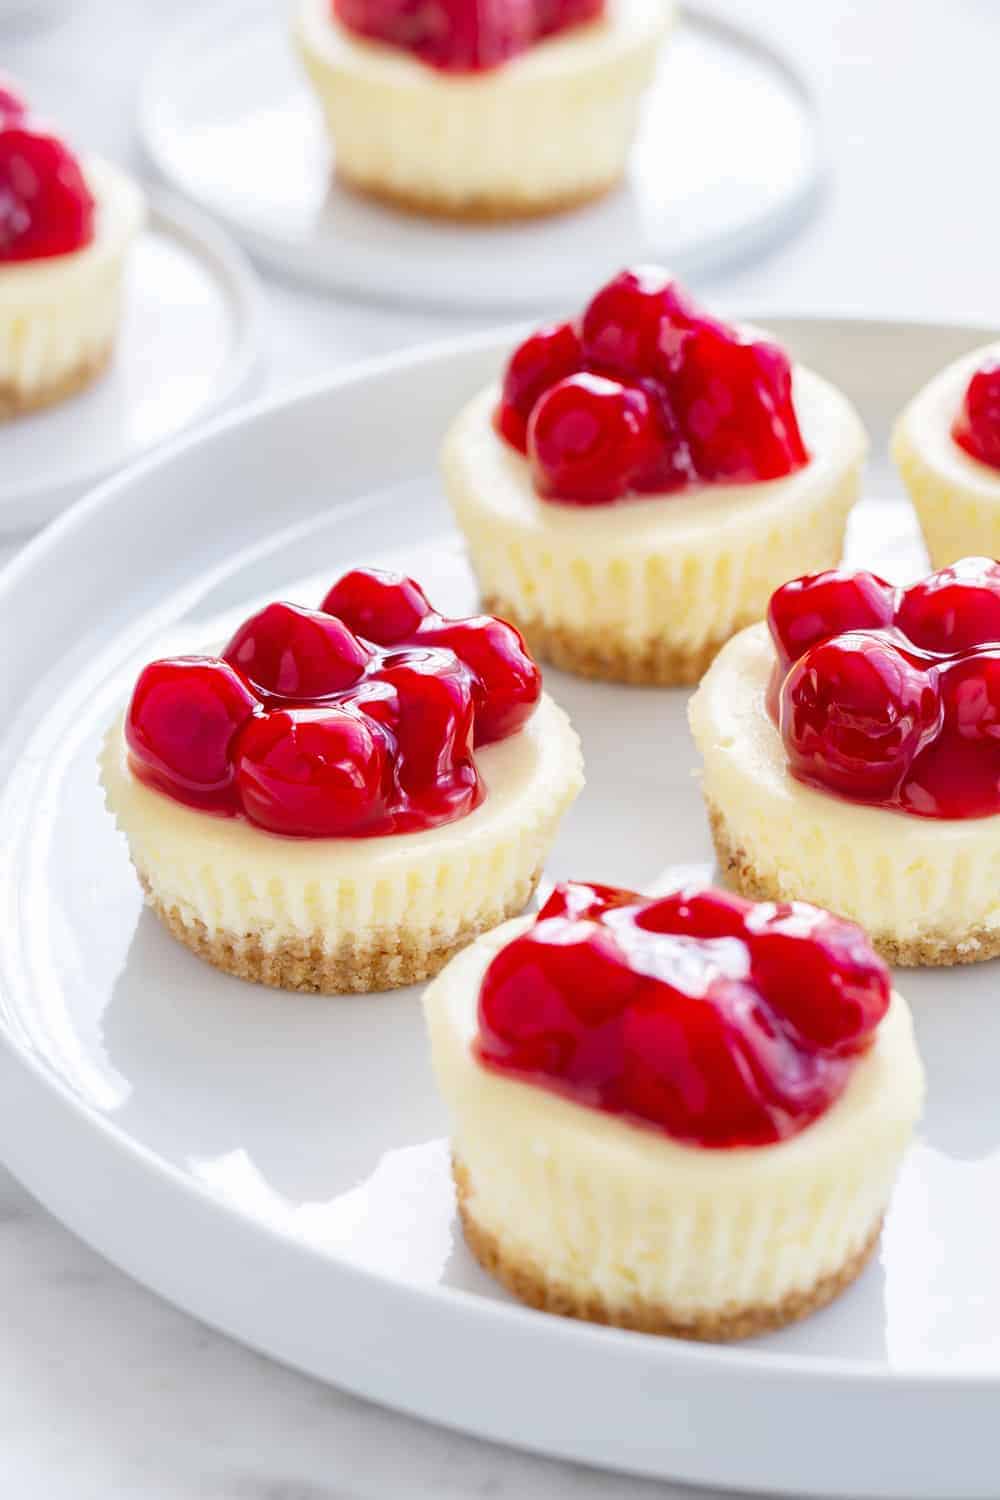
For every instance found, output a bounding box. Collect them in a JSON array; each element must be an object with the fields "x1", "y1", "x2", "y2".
[
  {"x1": 139, "y1": 0, "x2": 822, "y2": 312},
  {"x1": 0, "y1": 194, "x2": 261, "y2": 533},
  {"x1": 1, "y1": 319, "x2": 999, "y2": 1499}
]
